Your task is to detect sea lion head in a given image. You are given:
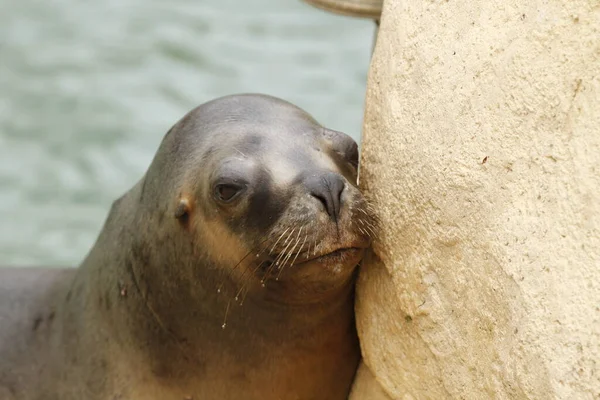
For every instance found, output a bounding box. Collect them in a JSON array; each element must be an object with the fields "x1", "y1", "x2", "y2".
[{"x1": 136, "y1": 94, "x2": 376, "y2": 307}]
